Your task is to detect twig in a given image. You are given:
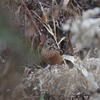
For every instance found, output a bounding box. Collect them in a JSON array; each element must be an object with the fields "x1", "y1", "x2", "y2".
[
  {"x1": 20, "y1": 0, "x2": 44, "y2": 42},
  {"x1": 65, "y1": 45, "x2": 75, "y2": 54},
  {"x1": 21, "y1": 90, "x2": 28, "y2": 99}
]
